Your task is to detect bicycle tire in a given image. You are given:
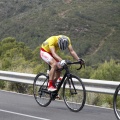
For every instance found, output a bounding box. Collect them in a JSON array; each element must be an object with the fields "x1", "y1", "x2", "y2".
[
  {"x1": 113, "y1": 84, "x2": 120, "y2": 120},
  {"x1": 63, "y1": 74, "x2": 86, "y2": 112},
  {"x1": 33, "y1": 73, "x2": 52, "y2": 107}
]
